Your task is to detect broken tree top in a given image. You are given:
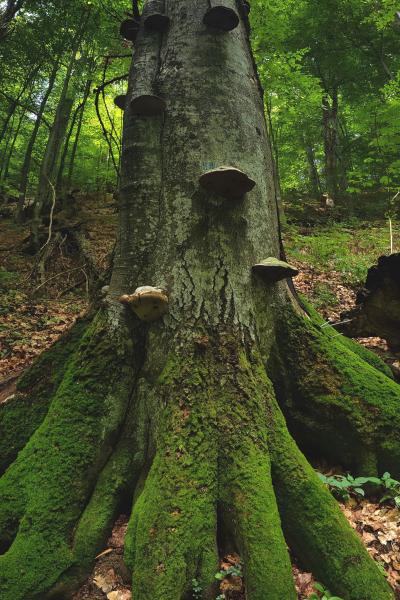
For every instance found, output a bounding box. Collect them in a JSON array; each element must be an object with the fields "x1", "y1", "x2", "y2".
[
  {"x1": 119, "y1": 286, "x2": 169, "y2": 322},
  {"x1": 252, "y1": 258, "x2": 299, "y2": 282},
  {"x1": 203, "y1": 4, "x2": 240, "y2": 31},
  {"x1": 199, "y1": 166, "x2": 256, "y2": 199},
  {"x1": 114, "y1": 95, "x2": 126, "y2": 110}
]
